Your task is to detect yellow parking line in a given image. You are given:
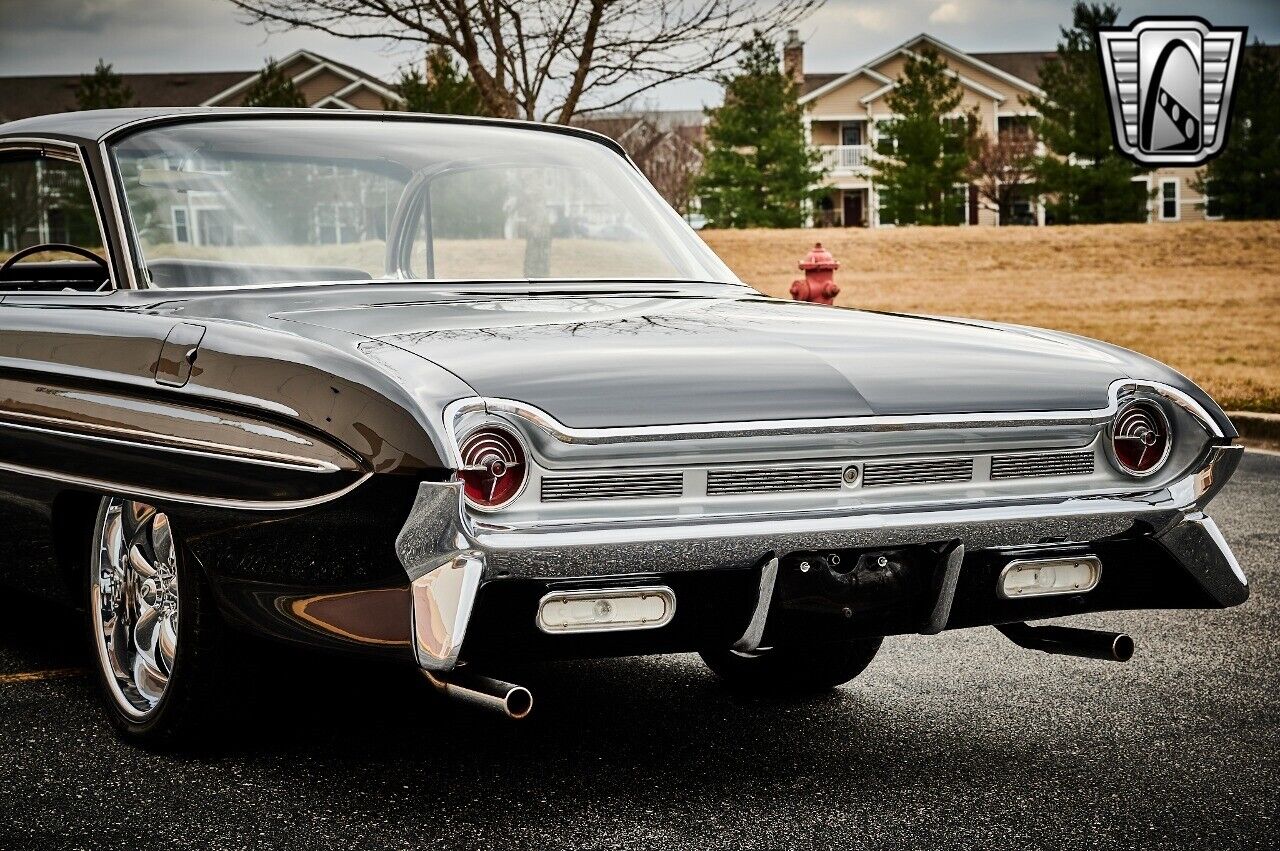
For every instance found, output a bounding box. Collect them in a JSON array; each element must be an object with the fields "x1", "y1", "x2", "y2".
[{"x1": 0, "y1": 667, "x2": 86, "y2": 685}]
